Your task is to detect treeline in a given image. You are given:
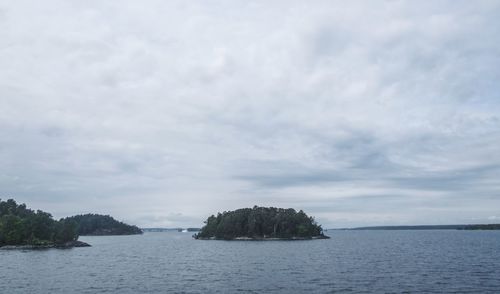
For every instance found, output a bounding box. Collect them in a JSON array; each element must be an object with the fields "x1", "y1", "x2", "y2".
[
  {"x1": 349, "y1": 224, "x2": 500, "y2": 230},
  {"x1": 461, "y1": 224, "x2": 500, "y2": 230},
  {"x1": 62, "y1": 214, "x2": 143, "y2": 235},
  {"x1": 0, "y1": 199, "x2": 77, "y2": 246},
  {"x1": 195, "y1": 206, "x2": 326, "y2": 240}
]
